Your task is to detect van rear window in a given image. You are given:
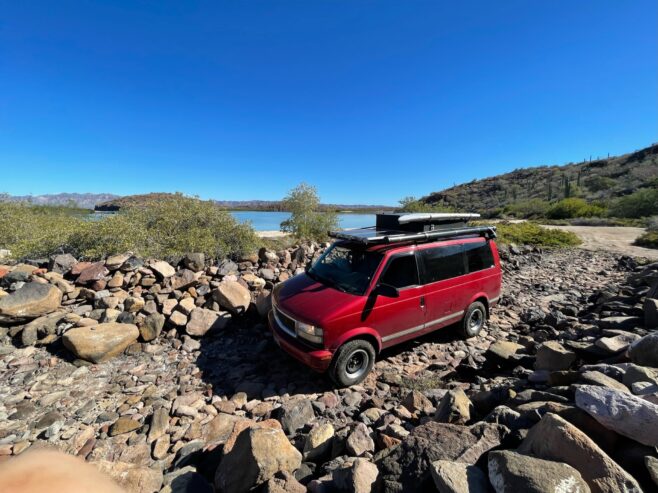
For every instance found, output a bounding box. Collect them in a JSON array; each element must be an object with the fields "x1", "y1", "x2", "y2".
[
  {"x1": 419, "y1": 245, "x2": 465, "y2": 283},
  {"x1": 464, "y1": 241, "x2": 495, "y2": 273}
]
